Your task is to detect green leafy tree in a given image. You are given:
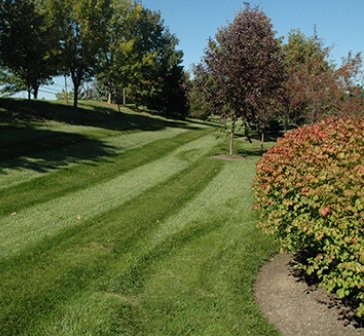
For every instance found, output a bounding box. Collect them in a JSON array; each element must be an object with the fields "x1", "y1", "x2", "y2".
[
  {"x1": 96, "y1": 2, "x2": 188, "y2": 115},
  {"x1": 46, "y1": 0, "x2": 112, "y2": 108},
  {"x1": 0, "y1": 69, "x2": 26, "y2": 97},
  {"x1": 125, "y1": 7, "x2": 164, "y2": 108},
  {"x1": 166, "y1": 64, "x2": 189, "y2": 117},
  {"x1": 97, "y1": 0, "x2": 137, "y2": 104},
  {"x1": 0, "y1": 0, "x2": 58, "y2": 99},
  {"x1": 55, "y1": 89, "x2": 73, "y2": 102},
  {"x1": 189, "y1": 64, "x2": 219, "y2": 120},
  {"x1": 147, "y1": 56, "x2": 189, "y2": 117},
  {"x1": 187, "y1": 78, "x2": 208, "y2": 119},
  {"x1": 124, "y1": 6, "x2": 188, "y2": 116}
]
